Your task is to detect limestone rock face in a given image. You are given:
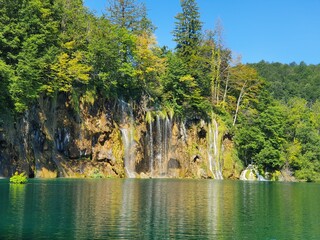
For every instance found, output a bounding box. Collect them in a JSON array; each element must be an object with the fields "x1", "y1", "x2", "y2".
[
  {"x1": 0, "y1": 94, "x2": 241, "y2": 179},
  {"x1": 0, "y1": 95, "x2": 124, "y2": 178}
]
